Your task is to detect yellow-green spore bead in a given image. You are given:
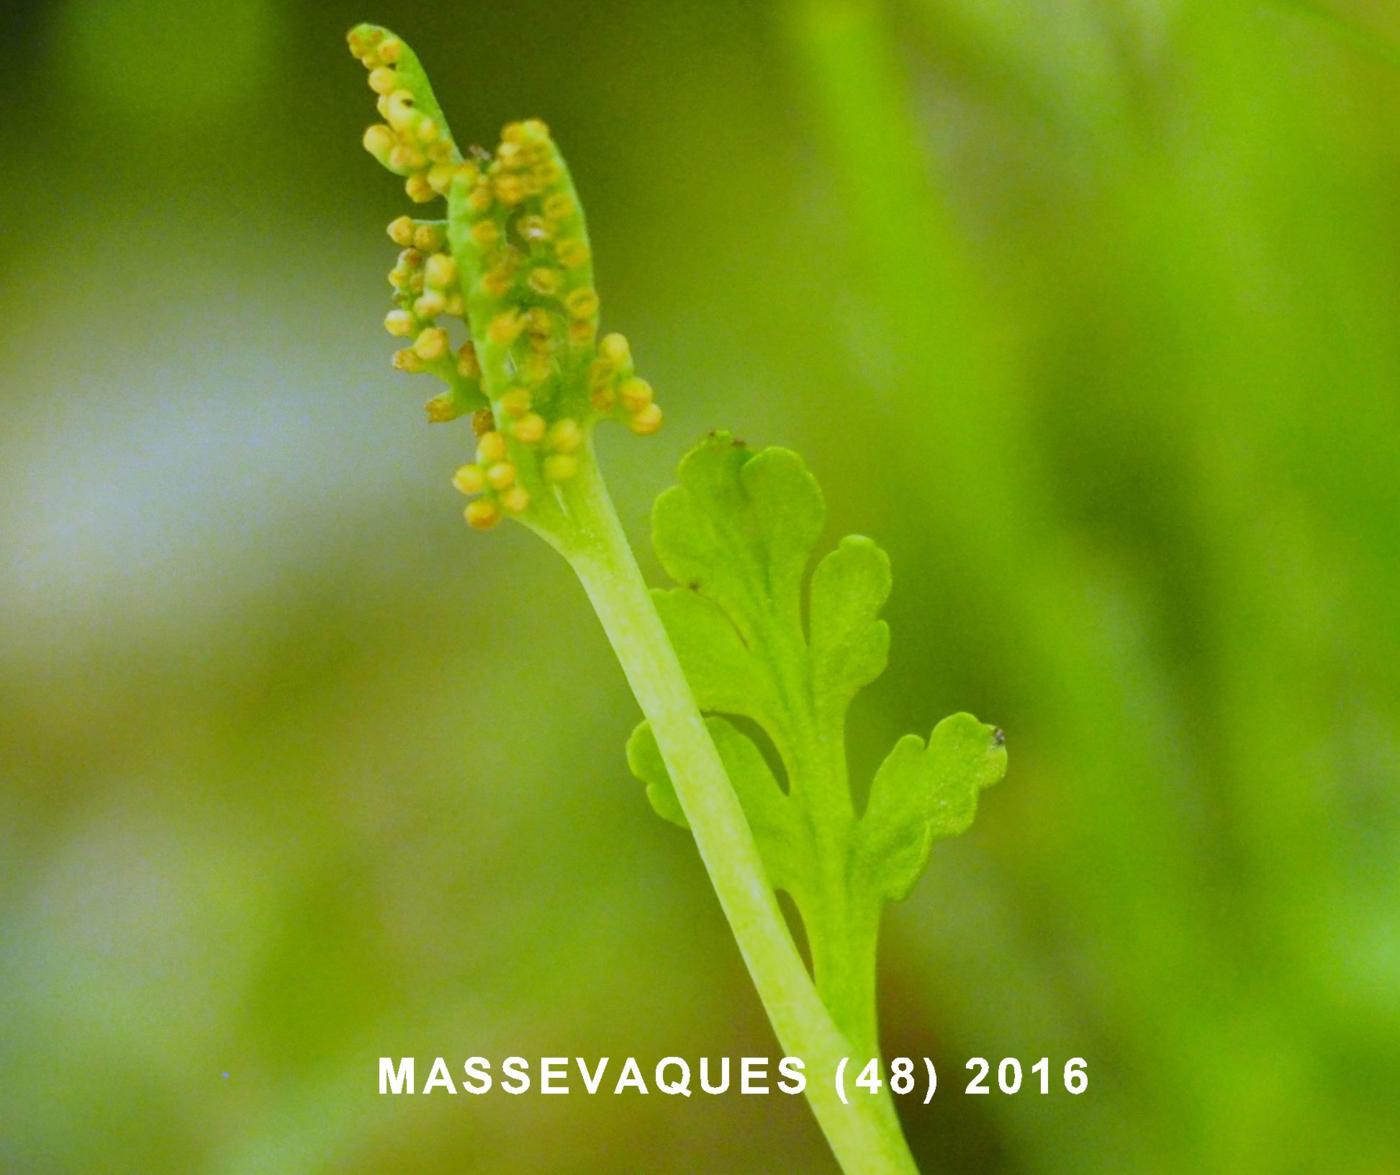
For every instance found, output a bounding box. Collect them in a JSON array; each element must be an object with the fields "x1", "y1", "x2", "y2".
[
  {"x1": 543, "y1": 454, "x2": 579, "y2": 482},
  {"x1": 425, "y1": 390, "x2": 467, "y2": 423},
  {"x1": 527, "y1": 267, "x2": 563, "y2": 297},
  {"x1": 547, "y1": 418, "x2": 583, "y2": 453},
  {"x1": 498, "y1": 388, "x2": 532, "y2": 419},
  {"x1": 362, "y1": 124, "x2": 395, "y2": 163},
  {"x1": 413, "y1": 327, "x2": 449, "y2": 361},
  {"x1": 494, "y1": 174, "x2": 526, "y2": 206},
  {"x1": 467, "y1": 184, "x2": 494, "y2": 215},
  {"x1": 476, "y1": 431, "x2": 509, "y2": 465},
  {"x1": 469, "y1": 220, "x2": 500, "y2": 250},
  {"x1": 413, "y1": 290, "x2": 446, "y2": 319},
  {"x1": 520, "y1": 352, "x2": 554, "y2": 385},
  {"x1": 556, "y1": 239, "x2": 590, "y2": 268},
  {"x1": 618, "y1": 377, "x2": 653, "y2": 413},
  {"x1": 464, "y1": 499, "x2": 501, "y2": 530},
  {"x1": 481, "y1": 270, "x2": 513, "y2": 299},
  {"x1": 533, "y1": 160, "x2": 563, "y2": 188},
  {"x1": 500, "y1": 486, "x2": 530, "y2": 514},
  {"x1": 424, "y1": 253, "x2": 457, "y2": 289},
  {"x1": 564, "y1": 288, "x2": 599, "y2": 321},
  {"x1": 599, "y1": 333, "x2": 631, "y2": 369},
  {"x1": 405, "y1": 174, "x2": 435, "y2": 203},
  {"x1": 486, "y1": 462, "x2": 516, "y2": 491},
  {"x1": 513, "y1": 413, "x2": 546, "y2": 444},
  {"x1": 542, "y1": 193, "x2": 575, "y2": 223},
  {"x1": 383, "y1": 90, "x2": 418, "y2": 134},
  {"x1": 389, "y1": 142, "x2": 426, "y2": 172},
  {"x1": 453, "y1": 464, "x2": 486, "y2": 494},
  {"x1": 384, "y1": 309, "x2": 415, "y2": 337},
  {"x1": 413, "y1": 225, "x2": 444, "y2": 252},
  {"x1": 487, "y1": 312, "x2": 524, "y2": 346},
  {"x1": 456, "y1": 344, "x2": 481, "y2": 379},
  {"x1": 427, "y1": 162, "x2": 456, "y2": 195},
  {"x1": 588, "y1": 357, "x2": 614, "y2": 387},
  {"x1": 346, "y1": 24, "x2": 382, "y2": 61},
  {"x1": 628, "y1": 403, "x2": 663, "y2": 435}
]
